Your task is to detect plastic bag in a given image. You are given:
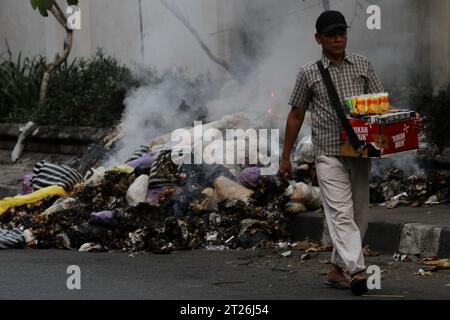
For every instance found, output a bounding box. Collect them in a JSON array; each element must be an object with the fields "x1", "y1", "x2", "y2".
[
  {"x1": 238, "y1": 167, "x2": 262, "y2": 188},
  {"x1": 0, "y1": 186, "x2": 68, "y2": 215},
  {"x1": 285, "y1": 182, "x2": 322, "y2": 210},
  {"x1": 214, "y1": 176, "x2": 254, "y2": 202},
  {"x1": 294, "y1": 135, "x2": 315, "y2": 164},
  {"x1": 126, "y1": 175, "x2": 149, "y2": 207}
]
